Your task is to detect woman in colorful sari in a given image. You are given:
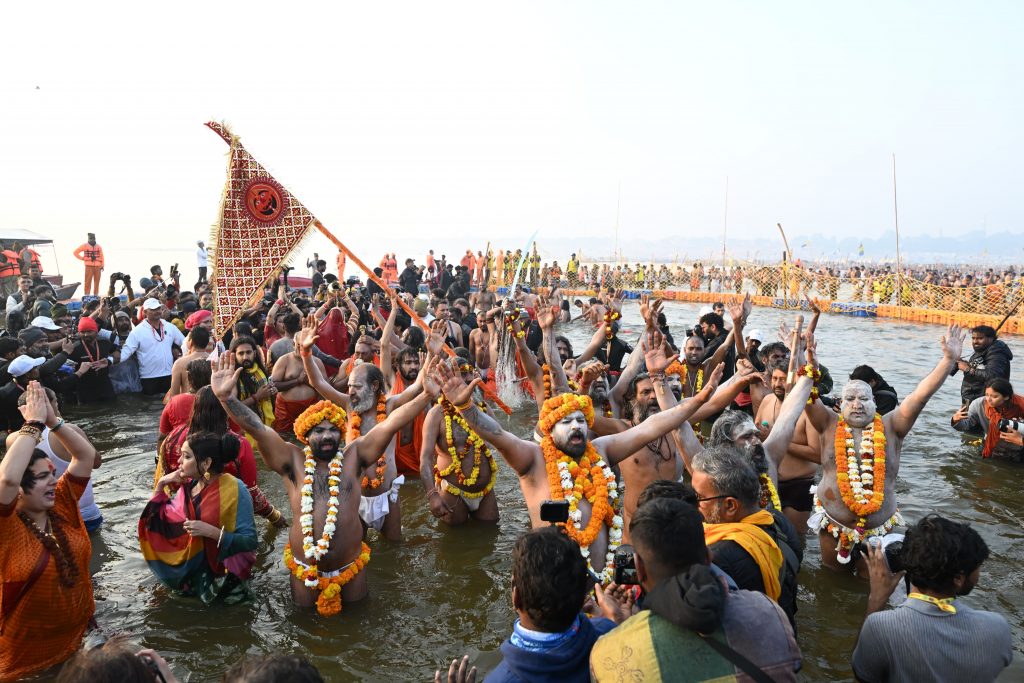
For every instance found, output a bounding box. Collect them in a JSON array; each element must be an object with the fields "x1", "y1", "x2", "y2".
[
  {"x1": 139, "y1": 431, "x2": 257, "y2": 604},
  {"x1": 157, "y1": 387, "x2": 286, "y2": 527}
]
